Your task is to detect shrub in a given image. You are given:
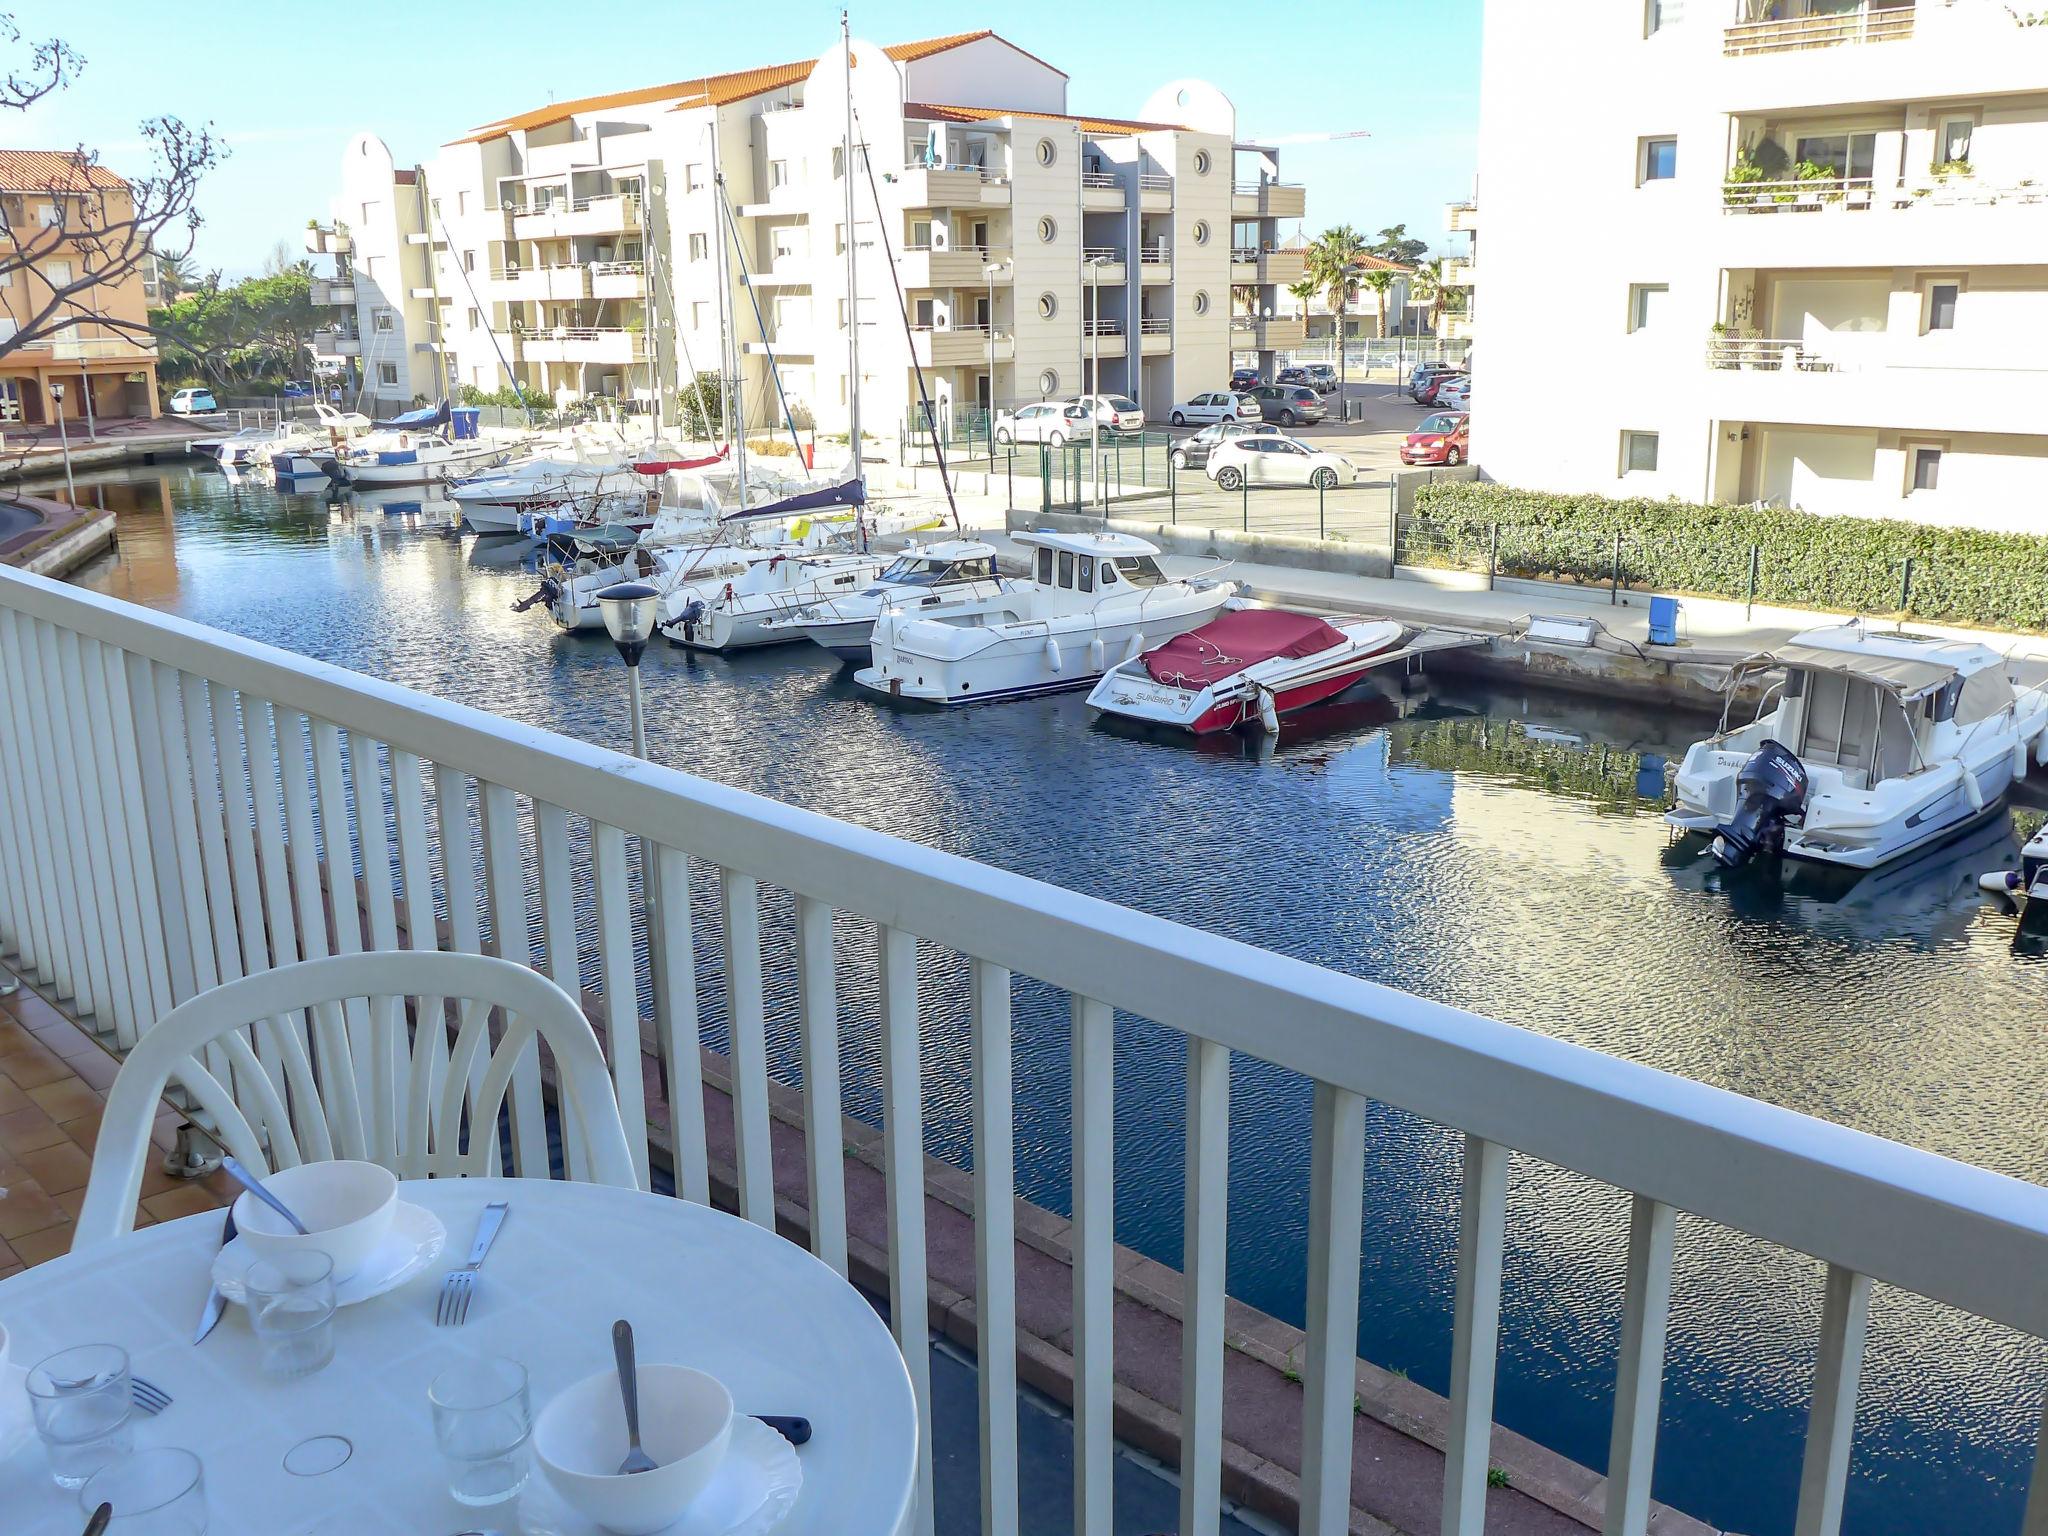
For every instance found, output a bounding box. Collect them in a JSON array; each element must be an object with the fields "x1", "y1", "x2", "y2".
[{"x1": 1407, "y1": 481, "x2": 2048, "y2": 633}]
